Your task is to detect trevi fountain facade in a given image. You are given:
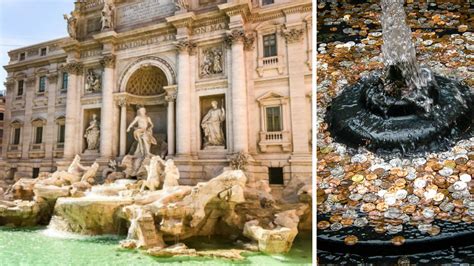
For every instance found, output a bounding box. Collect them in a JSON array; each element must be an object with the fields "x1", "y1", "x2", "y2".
[{"x1": 0, "y1": 0, "x2": 313, "y2": 261}]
